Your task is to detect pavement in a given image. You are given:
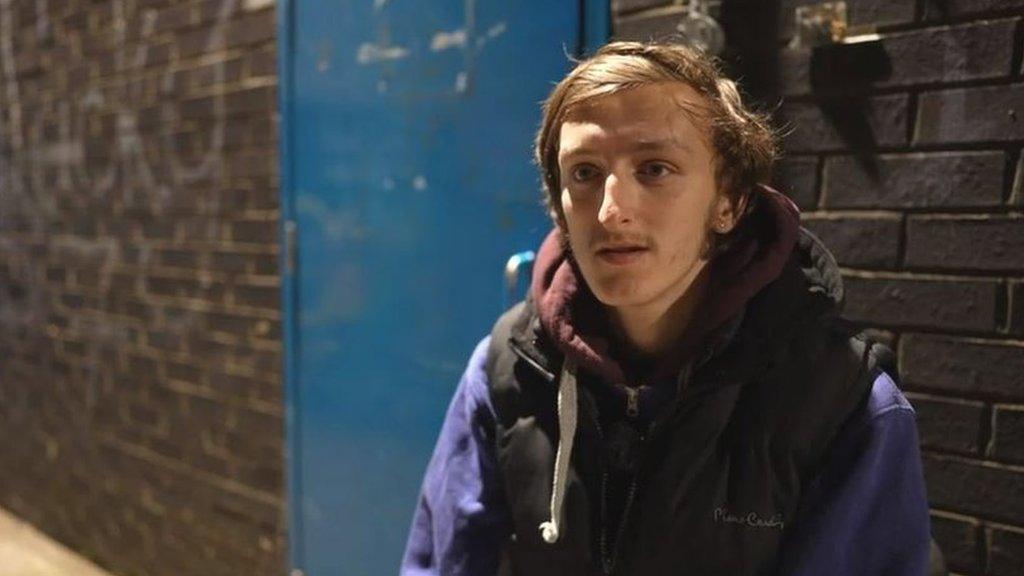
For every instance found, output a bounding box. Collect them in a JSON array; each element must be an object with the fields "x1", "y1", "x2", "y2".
[{"x1": 0, "y1": 508, "x2": 113, "y2": 576}]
